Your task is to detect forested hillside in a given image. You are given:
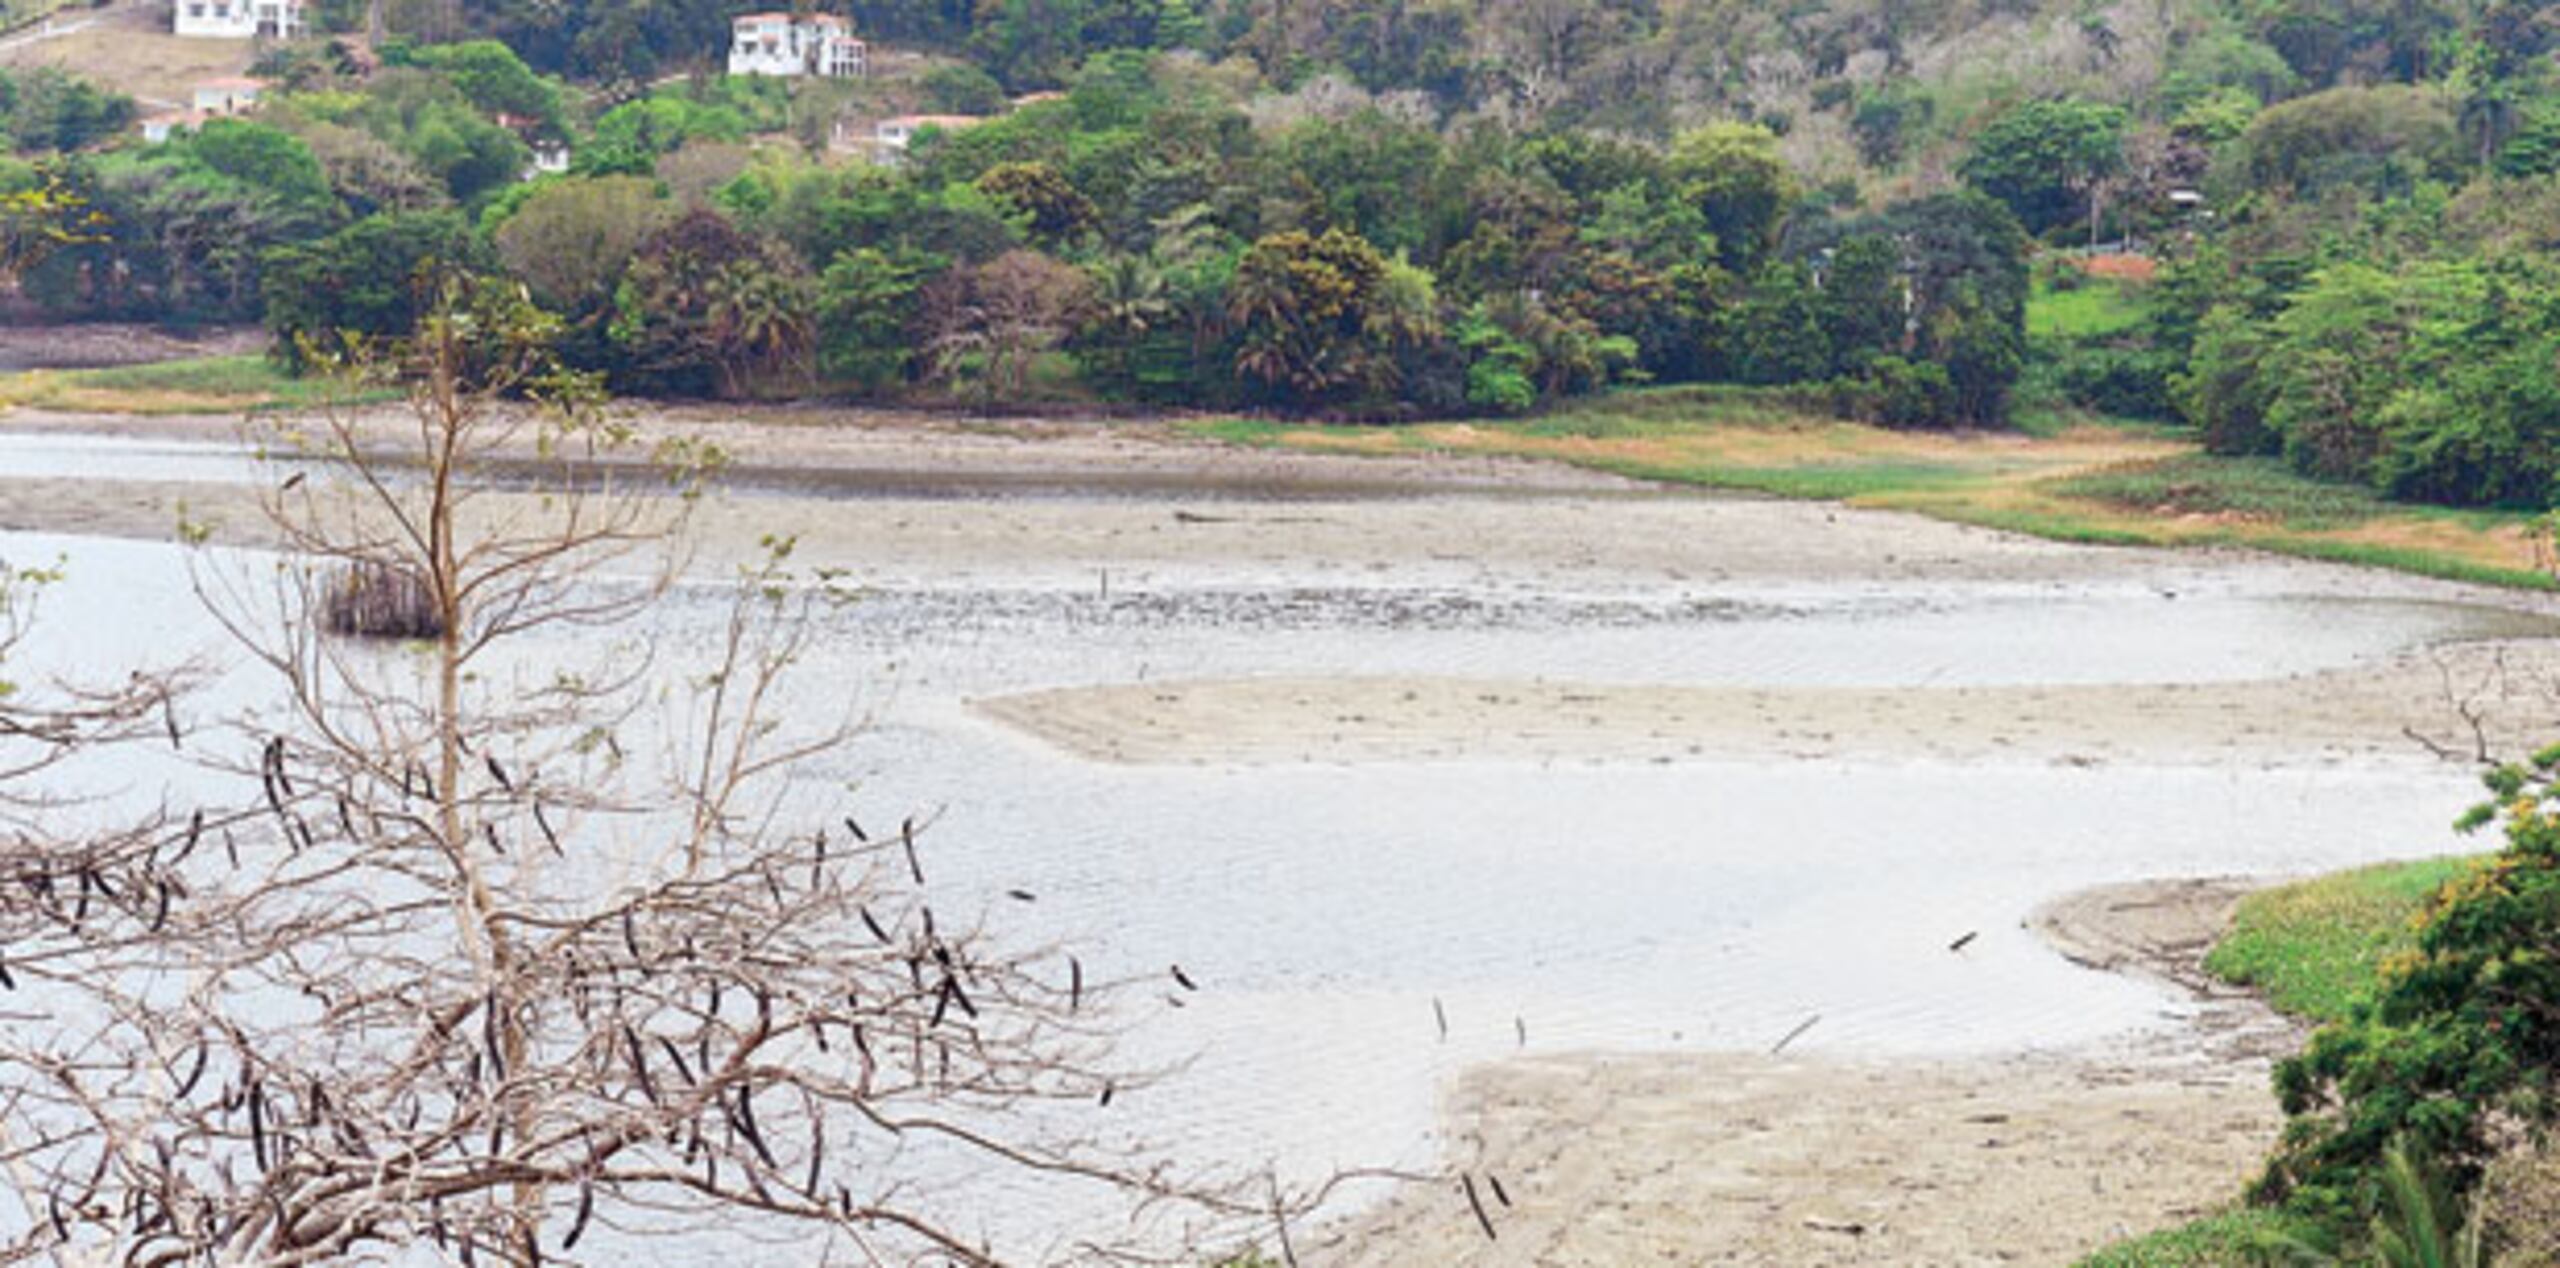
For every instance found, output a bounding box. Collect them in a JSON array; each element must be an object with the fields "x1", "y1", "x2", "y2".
[{"x1": 4, "y1": 0, "x2": 2560, "y2": 503}]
